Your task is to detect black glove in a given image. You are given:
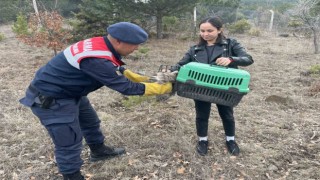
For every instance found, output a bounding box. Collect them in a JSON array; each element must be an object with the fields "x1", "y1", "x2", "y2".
[{"x1": 169, "y1": 65, "x2": 181, "y2": 72}]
